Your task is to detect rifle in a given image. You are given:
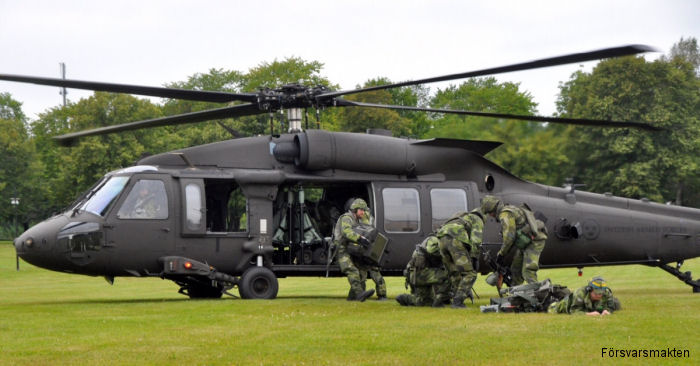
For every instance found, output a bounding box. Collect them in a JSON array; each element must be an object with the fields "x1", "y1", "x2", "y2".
[{"x1": 483, "y1": 251, "x2": 514, "y2": 295}]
